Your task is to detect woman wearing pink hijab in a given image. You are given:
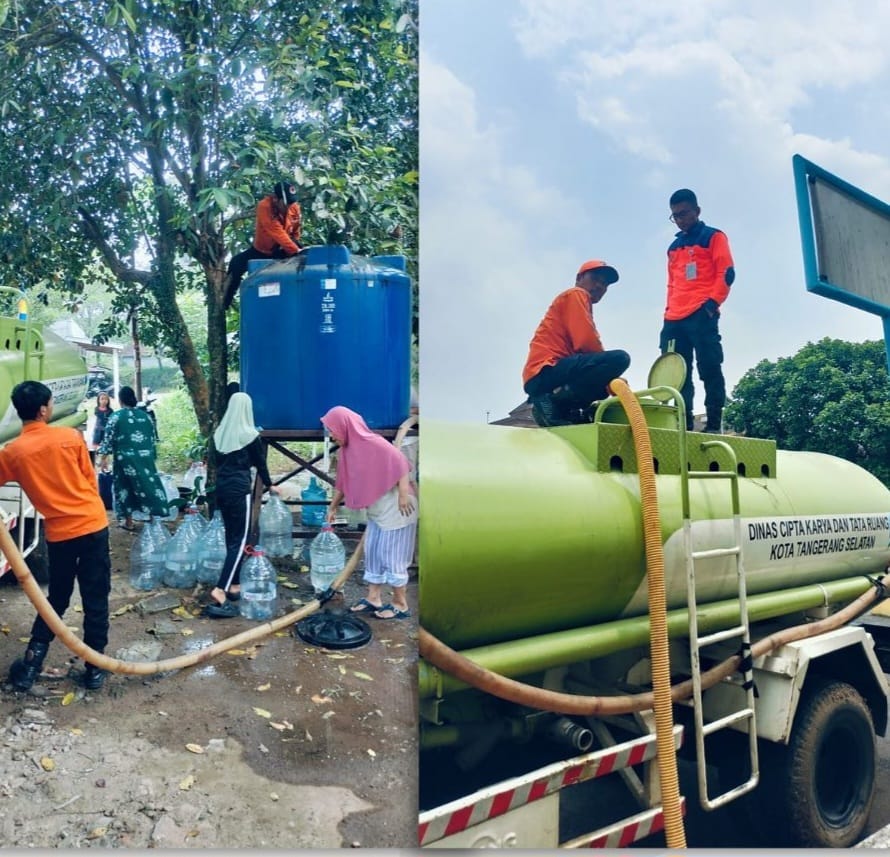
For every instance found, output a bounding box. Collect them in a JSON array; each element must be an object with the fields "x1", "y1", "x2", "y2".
[{"x1": 321, "y1": 405, "x2": 417, "y2": 620}]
